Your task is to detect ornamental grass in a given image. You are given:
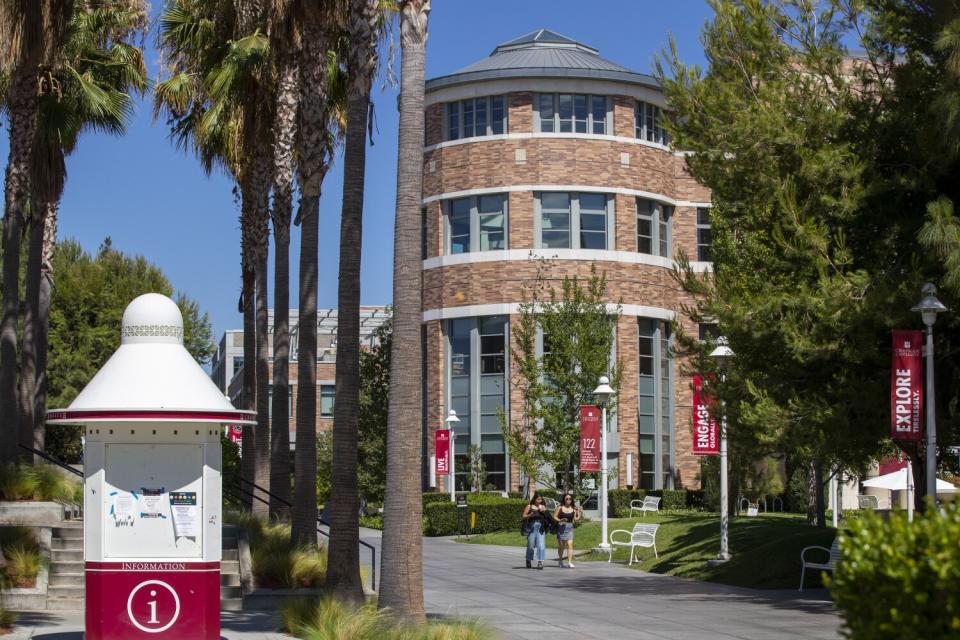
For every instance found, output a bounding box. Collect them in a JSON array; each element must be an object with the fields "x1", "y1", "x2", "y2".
[
  {"x1": 225, "y1": 510, "x2": 327, "y2": 589},
  {"x1": 0, "y1": 527, "x2": 43, "y2": 589},
  {"x1": 0, "y1": 464, "x2": 79, "y2": 502}
]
